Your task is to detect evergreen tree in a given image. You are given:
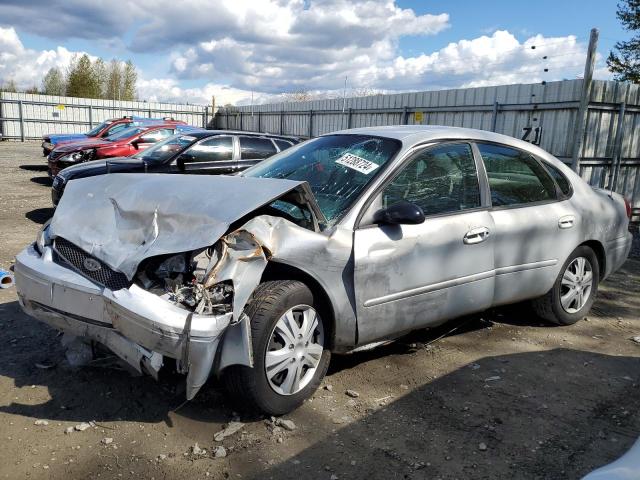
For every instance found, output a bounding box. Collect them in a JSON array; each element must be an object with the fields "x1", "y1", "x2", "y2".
[
  {"x1": 65, "y1": 54, "x2": 101, "y2": 98},
  {"x1": 608, "y1": 0, "x2": 640, "y2": 83},
  {"x1": 93, "y1": 58, "x2": 107, "y2": 98},
  {"x1": 41, "y1": 67, "x2": 66, "y2": 96},
  {"x1": 121, "y1": 60, "x2": 137, "y2": 101}
]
